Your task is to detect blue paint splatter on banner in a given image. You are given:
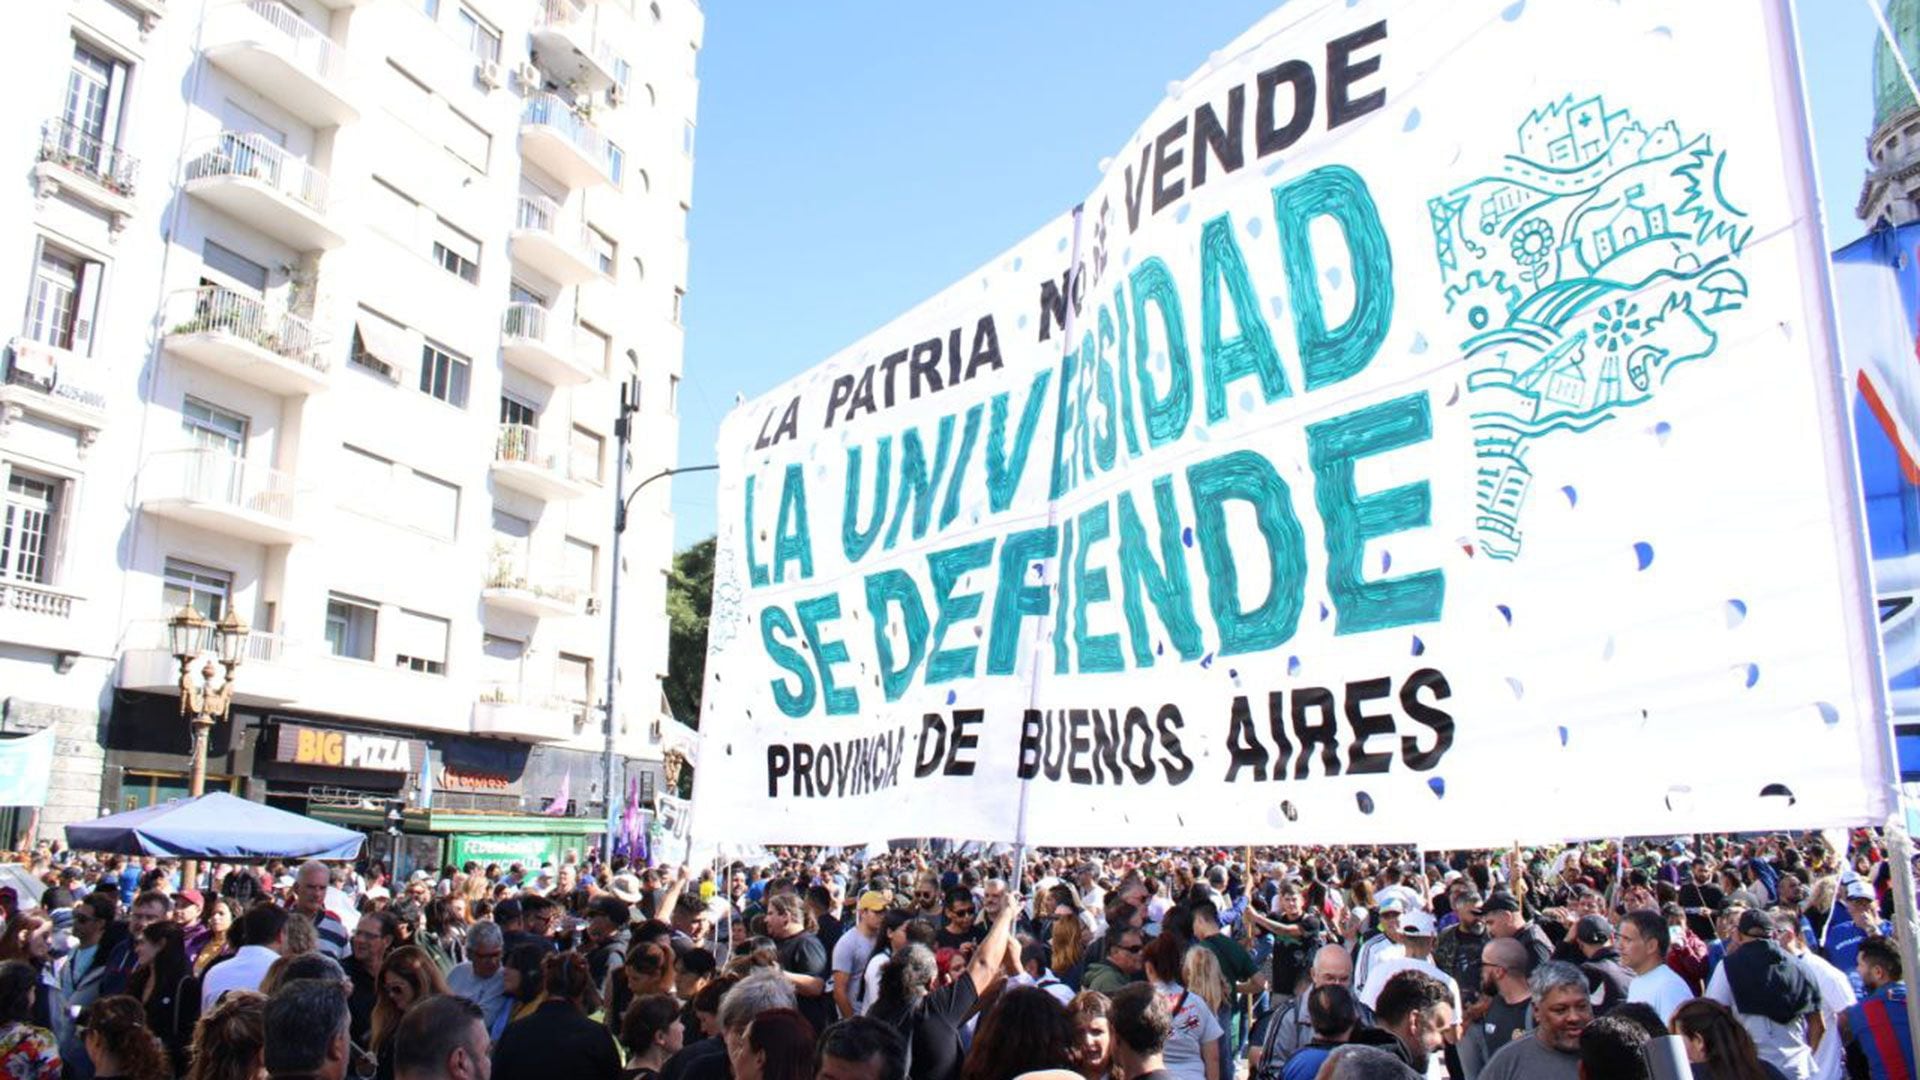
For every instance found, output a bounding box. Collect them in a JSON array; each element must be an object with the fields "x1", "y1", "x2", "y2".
[
  {"x1": 1411, "y1": 635, "x2": 1425, "y2": 656},
  {"x1": 1404, "y1": 108, "x2": 1422, "y2": 132},
  {"x1": 1506, "y1": 676, "x2": 1526, "y2": 699},
  {"x1": 1743, "y1": 663, "x2": 1760, "y2": 688},
  {"x1": 1634, "y1": 542, "x2": 1655, "y2": 570},
  {"x1": 1726, "y1": 599, "x2": 1748, "y2": 627},
  {"x1": 1502, "y1": 0, "x2": 1525, "y2": 20},
  {"x1": 1288, "y1": 655, "x2": 1301, "y2": 676},
  {"x1": 1182, "y1": 527, "x2": 1193, "y2": 548},
  {"x1": 1562, "y1": 485, "x2": 1578, "y2": 507},
  {"x1": 1428, "y1": 777, "x2": 1446, "y2": 798},
  {"x1": 1557, "y1": 726, "x2": 1569, "y2": 746},
  {"x1": 1355, "y1": 792, "x2": 1375, "y2": 814},
  {"x1": 1497, "y1": 604, "x2": 1513, "y2": 626},
  {"x1": 946, "y1": 690, "x2": 956, "y2": 706},
  {"x1": 1201, "y1": 653, "x2": 1214, "y2": 669},
  {"x1": 1817, "y1": 702, "x2": 1840, "y2": 725}
]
